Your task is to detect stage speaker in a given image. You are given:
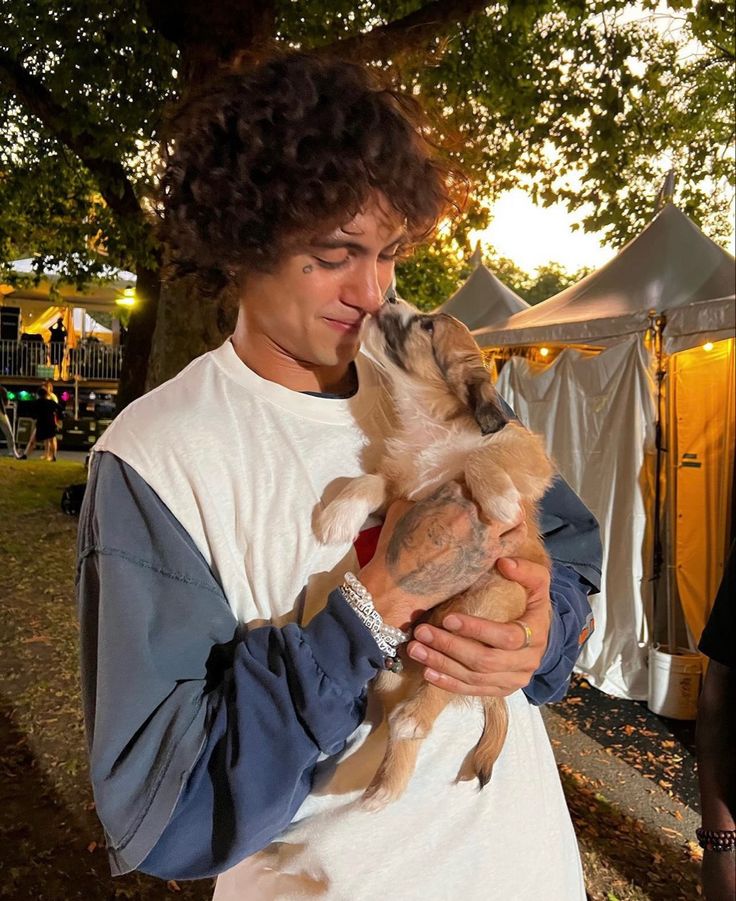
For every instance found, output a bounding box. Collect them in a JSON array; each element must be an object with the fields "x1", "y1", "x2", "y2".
[
  {"x1": 61, "y1": 417, "x2": 98, "y2": 449},
  {"x1": 0, "y1": 307, "x2": 20, "y2": 341},
  {"x1": 15, "y1": 417, "x2": 34, "y2": 447}
]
